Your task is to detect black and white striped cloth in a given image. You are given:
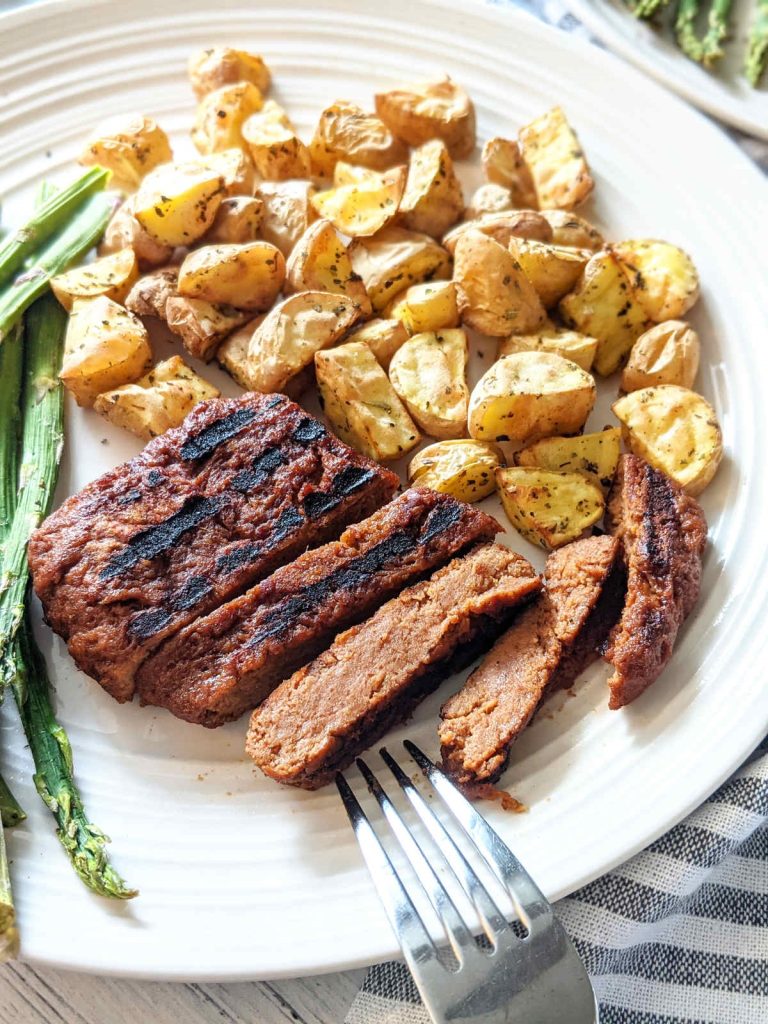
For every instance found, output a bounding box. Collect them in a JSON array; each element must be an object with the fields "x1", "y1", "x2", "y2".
[{"x1": 345, "y1": 740, "x2": 768, "y2": 1023}]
